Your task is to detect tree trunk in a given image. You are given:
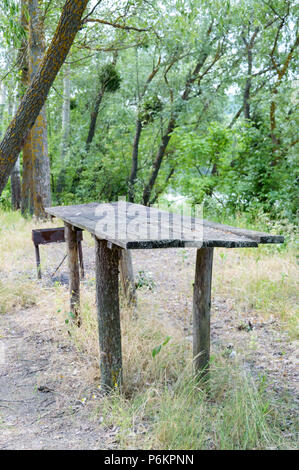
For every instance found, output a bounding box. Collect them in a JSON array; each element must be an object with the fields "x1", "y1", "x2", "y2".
[
  {"x1": 61, "y1": 62, "x2": 71, "y2": 160},
  {"x1": 11, "y1": 156, "x2": 21, "y2": 209},
  {"x1": 19, "y1": 0, "x2": 34, "y2": 215},
  {"x1": 57, "y1": 62, "x2": 71, "y2": 193},
  {"x1": 10, "y1": 101, "x2": 21, "y2": 209},
  {"x1": 86, "y1": 85, "x2": 105, "y2": 149},
  {"x1": 21, "y1": 133, "x2": 34, "y2": 215},
  {"x1": 128, "y1": 118, "x2": 142, "y2": 202},
  {"x1": 0, "y1": 0, "x2": 89, "y2": 197},
  {"x1": 270, "y1": 87, "x2": 280, "y2": 150},
  {"x1": 142, "y1": 117, "x2": 176, "y2": 206},
  {"x1": 28, "y1": 0, "x2": 51, "y2": 217},
  {"x1": 7, "y1": 94, "x2": 21, "y2": 209},
  {"x1": 269, "y1": 24, "x2": 299, "y2": 160},
  {"x1": 142, "y1": 32, "x2": 215, "y2": 206},
  {"x1": 241, "y1": 28, "x2": 259, "y2": 121},
  {"x1": 127, "y1": 57, "x2": 161, "y2": 202},
  {"x1": 243, "y1": 48, "x2": 252, "y2": 120},
  {"x1": 0, "y1": 83, "x2": 5, "y2": 137}
]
